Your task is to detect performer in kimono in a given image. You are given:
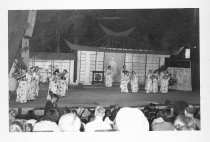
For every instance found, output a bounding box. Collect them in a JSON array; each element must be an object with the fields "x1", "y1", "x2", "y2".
[
  {"x1": 160, "y1": 71, "x2": 171, "y2": 94},
  {"x1": 120, "y1": 65, "x2": 130, "y2": 93},
  {"x1": 152, "y1": 72, "x2": 159, "y2": 94},
  {"x1": 145, "y1": 70, "x2": 153, "y2": 94},
  {"x1": 57, "y1": 69, "x2": 69, "y2": 97},
  {"x1": 28, "y1": 67, "x2": 40, "y2": 100},
  {"x1": 47, "y1": 69, "x2": 60, "y2": 100},
  {"x1": 16, "y1": 68, "x2": 30, "y2": 103},
  {"x1": 105, "y1": 66, "x2": 113, "y2": 87},
  {"x1": 130, "y1": 71, "x2": 139, "y2": 93},
  {"x1": 9, "y1": 59, "x2": 18, "y2": 98}
]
